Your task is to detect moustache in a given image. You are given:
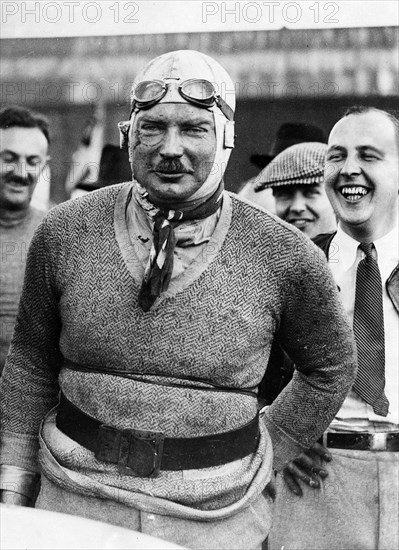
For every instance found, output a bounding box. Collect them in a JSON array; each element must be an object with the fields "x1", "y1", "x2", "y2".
[
  {"x1": 4, "y1": 174, "x2": 33, "y2": 187},
  {"x1": 154, "y1": 159, "x2": 189, "y2": 174}
]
